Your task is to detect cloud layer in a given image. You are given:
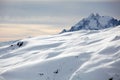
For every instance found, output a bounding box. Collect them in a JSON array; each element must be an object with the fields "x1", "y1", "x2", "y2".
[
  {"x1": 0, "y1": 23, "x2": 63, "y2": 42},
  {"x1": 0, "y1": 1, "x2": 120, "y2": 24}
]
